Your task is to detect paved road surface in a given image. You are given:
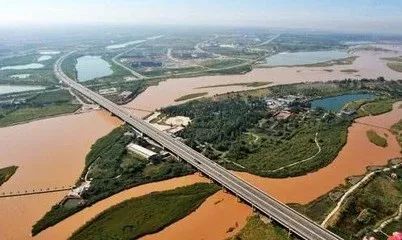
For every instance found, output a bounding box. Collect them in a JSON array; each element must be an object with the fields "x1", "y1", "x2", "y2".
[{"x1": 55, "y1": 53, "x2": 343, "y2": 240}]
